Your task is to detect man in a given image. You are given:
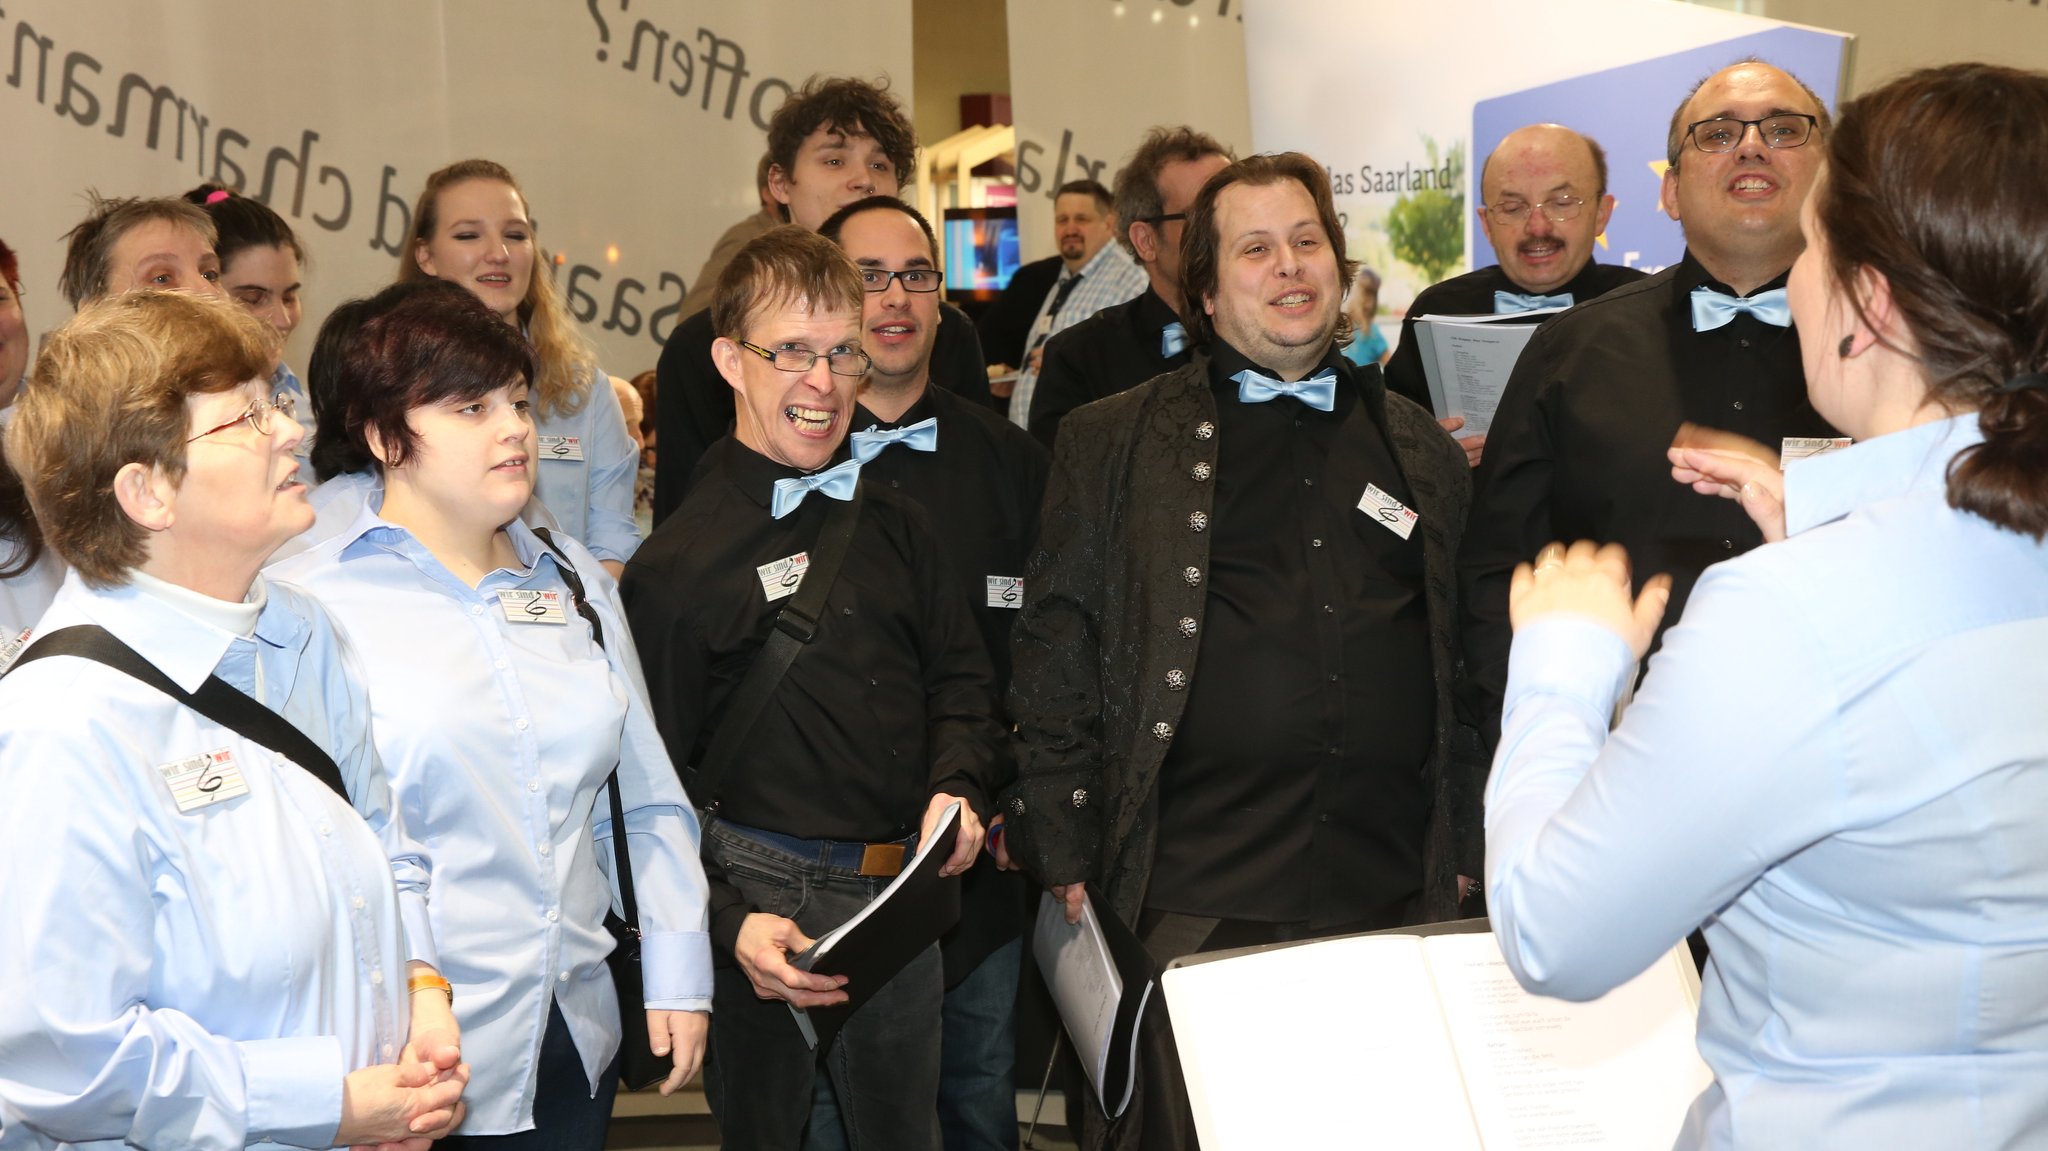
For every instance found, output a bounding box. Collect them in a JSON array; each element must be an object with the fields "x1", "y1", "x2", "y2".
[
  {"x1": 1025, "y1": 127, "x2": 1233, "y2": 448},
  {"x1": 678, "y1": 151, "x2": 781, "y2": 319},
  {"x1": 821, "y1": 195, "x2": 1051, "y2": 1151},
  {"x1": 622, "y1": 226, "x2": 1007, "y2": 1150},
  {"x1": 652, "y1": 77, "x2": 991, "y2": 523},
  {"x1": 1383, "y1": 124, "x2": 1646, "y2": 461},
  {"x1": 1459, "y1": 61, "x2": 1842, "y2": 749},
  {"x1": 1000, "y1": 154, "x2": 1475, "y2": 1150},
  {"x1": 1002, "y1": 179, "x2": 1147, "y2": 430}
]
